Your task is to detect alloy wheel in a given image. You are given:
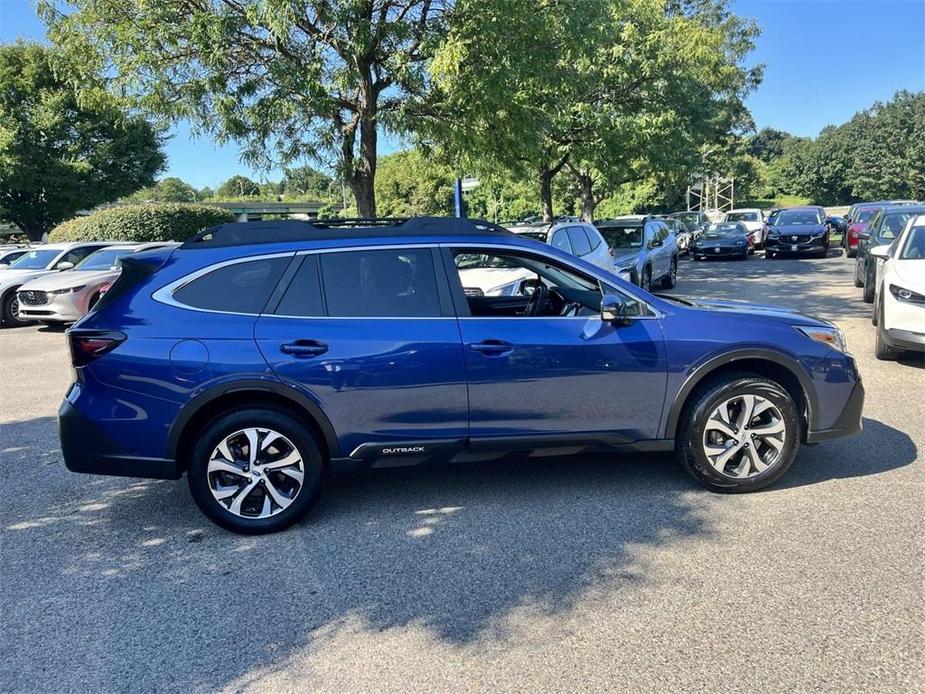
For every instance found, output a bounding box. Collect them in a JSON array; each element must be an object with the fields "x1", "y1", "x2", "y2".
[
  {"x1": 701, "y1": 394, "x2": 786, "y2": 479},
  {"x1": 207, "y1": 427, "x2": 305, "y2": 519}
]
